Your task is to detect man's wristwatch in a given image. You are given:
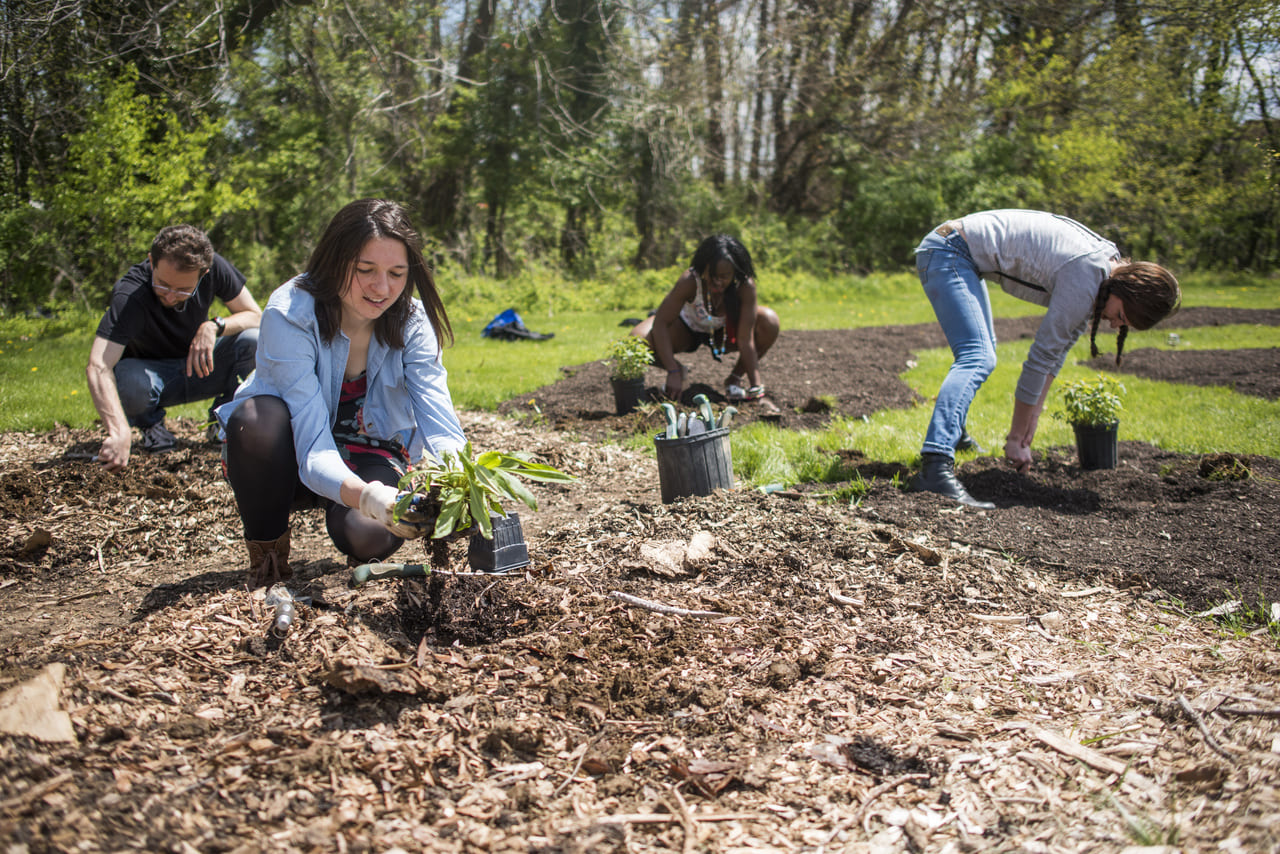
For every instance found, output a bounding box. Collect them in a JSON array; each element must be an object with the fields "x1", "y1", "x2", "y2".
[{"x1": 211, "y1": 316, "x2": 226, "y2": 337}]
